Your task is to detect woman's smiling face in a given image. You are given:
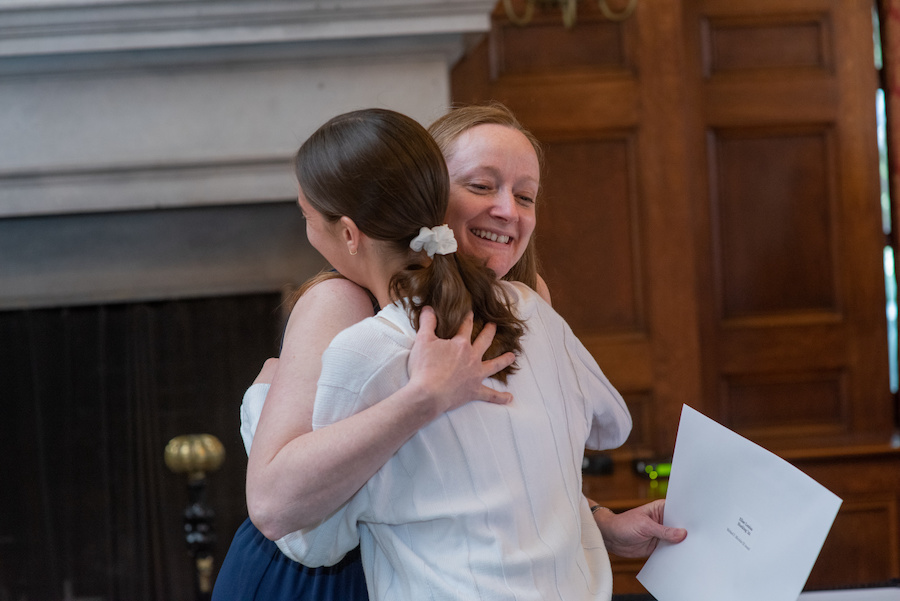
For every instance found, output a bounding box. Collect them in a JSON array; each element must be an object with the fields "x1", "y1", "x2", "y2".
[{"x1": 443, "y1": 123, "x2": 540, "y2": 279}]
